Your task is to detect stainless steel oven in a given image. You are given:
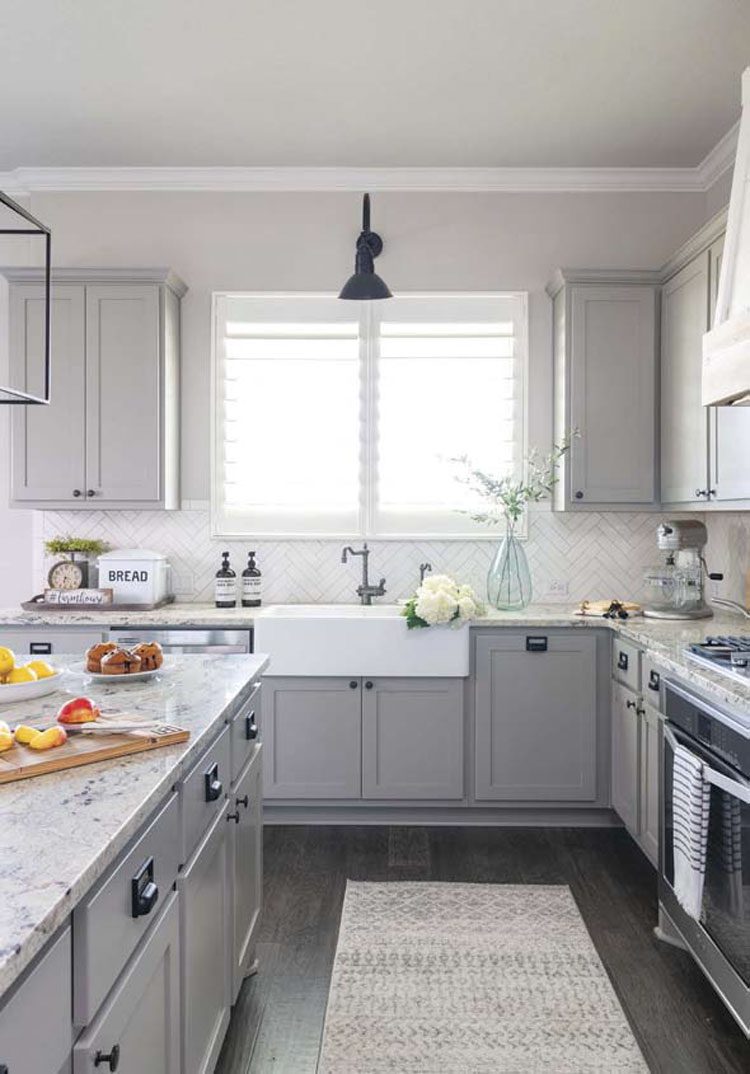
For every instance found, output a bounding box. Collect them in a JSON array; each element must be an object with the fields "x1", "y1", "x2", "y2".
[{"x1": 659, "y1": 680, "x2": 750, "y2": 1037}]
